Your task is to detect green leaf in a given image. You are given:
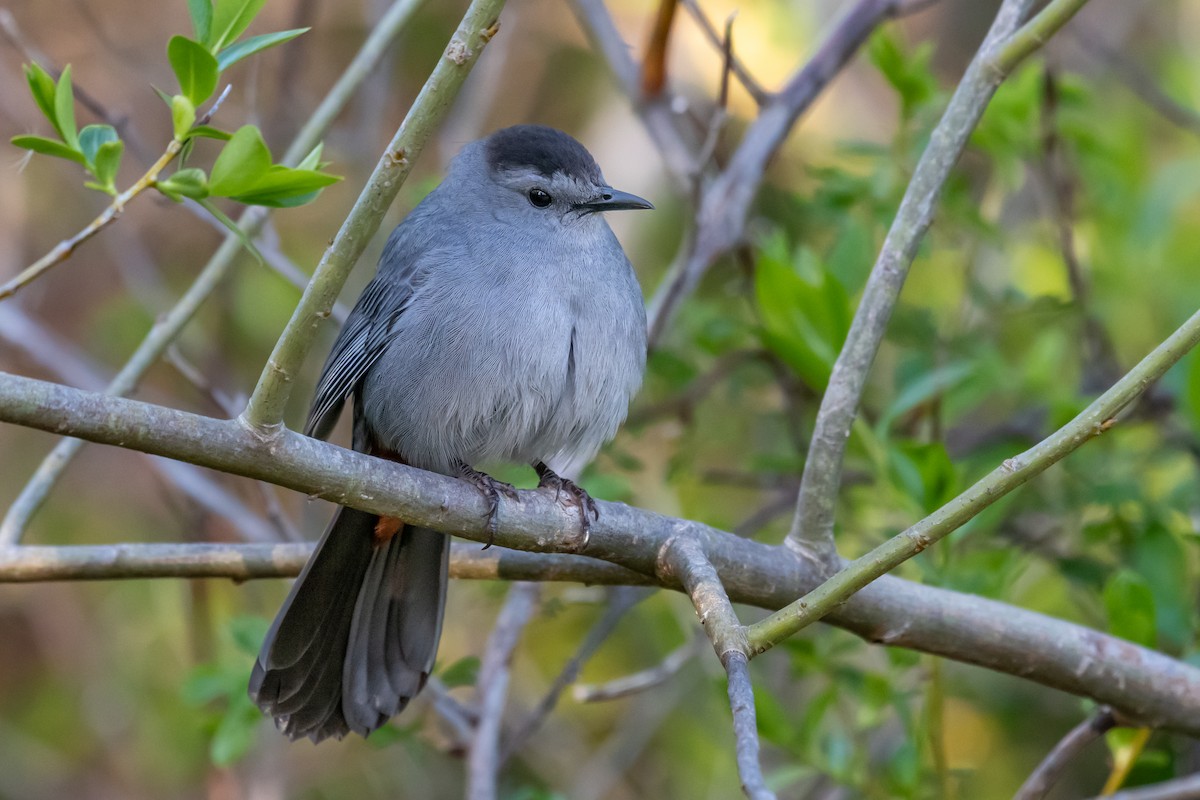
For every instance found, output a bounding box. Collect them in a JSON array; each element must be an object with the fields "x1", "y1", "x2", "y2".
[
  {"x1": 167, "y1": 35, "x2": 219, "y2": 107},
  {"x1": 90, "y1": 140, "x2": 124, "y2": 194},
  {"x1": 185, "y1": 124, "x2": 233, "y2": 142},
  {"x1": 171, "y1": 94, "x2": 197, "y2": 140},
  {"x1": 1103, "y1": 569, "x2": 1157, "y2": 649},
  {"x1": 156, "y1": 167, "x2": 209, "y2": 201},
  {"x1": 1128, "y1": 524, "x2": 1191, "y2": 651},
  {"x1": 878, "y1": 361, "x2": 975, "y2": 433},
  {"x1": 53, "y1": 65, "x2": 79, "y2": 150},
  {"x1": 24, "y1": 63, "x2": 58, "y2": 127},
  {"x1": 227, "y1": 165, "x2": 340, "y2": 207},
  {"x1": 208, "y1": 124, "x2": 271, "y2": 196},
  {"x1": 439, "y1": 655, "x2": 480, "y2": 688},
  {"x1": 295, "y1": 141, "x2": 323, "y2": 171},
  {"x1": 187, "y1": 0, "x2": 213, "y2": 44},
  {"x1": 209, "y1": 694, "x2": 259, "y2": 765},
  {"x1": 217, "y1": 27, "x2": 308, "y2": 72},
  {"x1": 198, "y1": 198, "x2": 262, "y2": 262},
  {"x1": 209, "y1": 0, "x2": 267, "y2": 51},
  {"x1": 11, "y1": 134, "x2": 87, "y2": 165},
  {"x1": 78, "y1": 124, "x2": 119, "y2": 167}
]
